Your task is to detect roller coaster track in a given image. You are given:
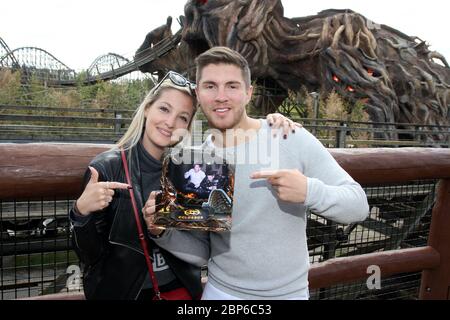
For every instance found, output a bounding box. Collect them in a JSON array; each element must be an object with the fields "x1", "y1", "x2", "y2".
[
  {"x1": 58, "y1": 29, "x2": 182, "y2": 85},
  {"x1": 0, "y1": 36, "x2": 19, "y2": 68}
]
